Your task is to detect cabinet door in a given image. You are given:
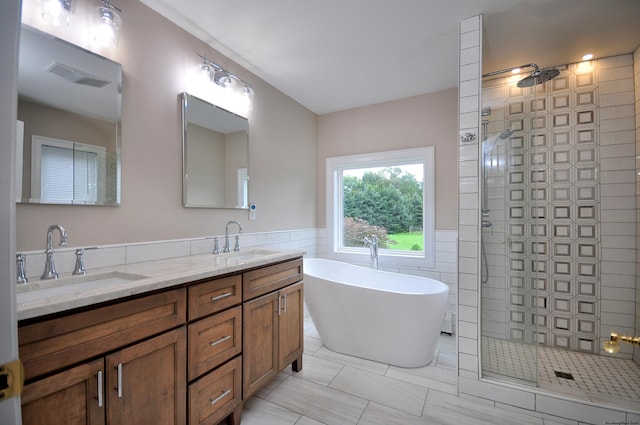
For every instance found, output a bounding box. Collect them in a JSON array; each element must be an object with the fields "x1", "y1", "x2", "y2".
[
  {"x1": 278, "y1": 282, "x2": 304, "y2": 371},
  {"x1": 242, "y1": 291, "x2": 279, "y2": 398},
  {"x1": 21, "y1": 358, "x2": 105, "y2": 425},
  {"x1": 106, "y1": 327, "x2": 187, "y2": 425}
]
